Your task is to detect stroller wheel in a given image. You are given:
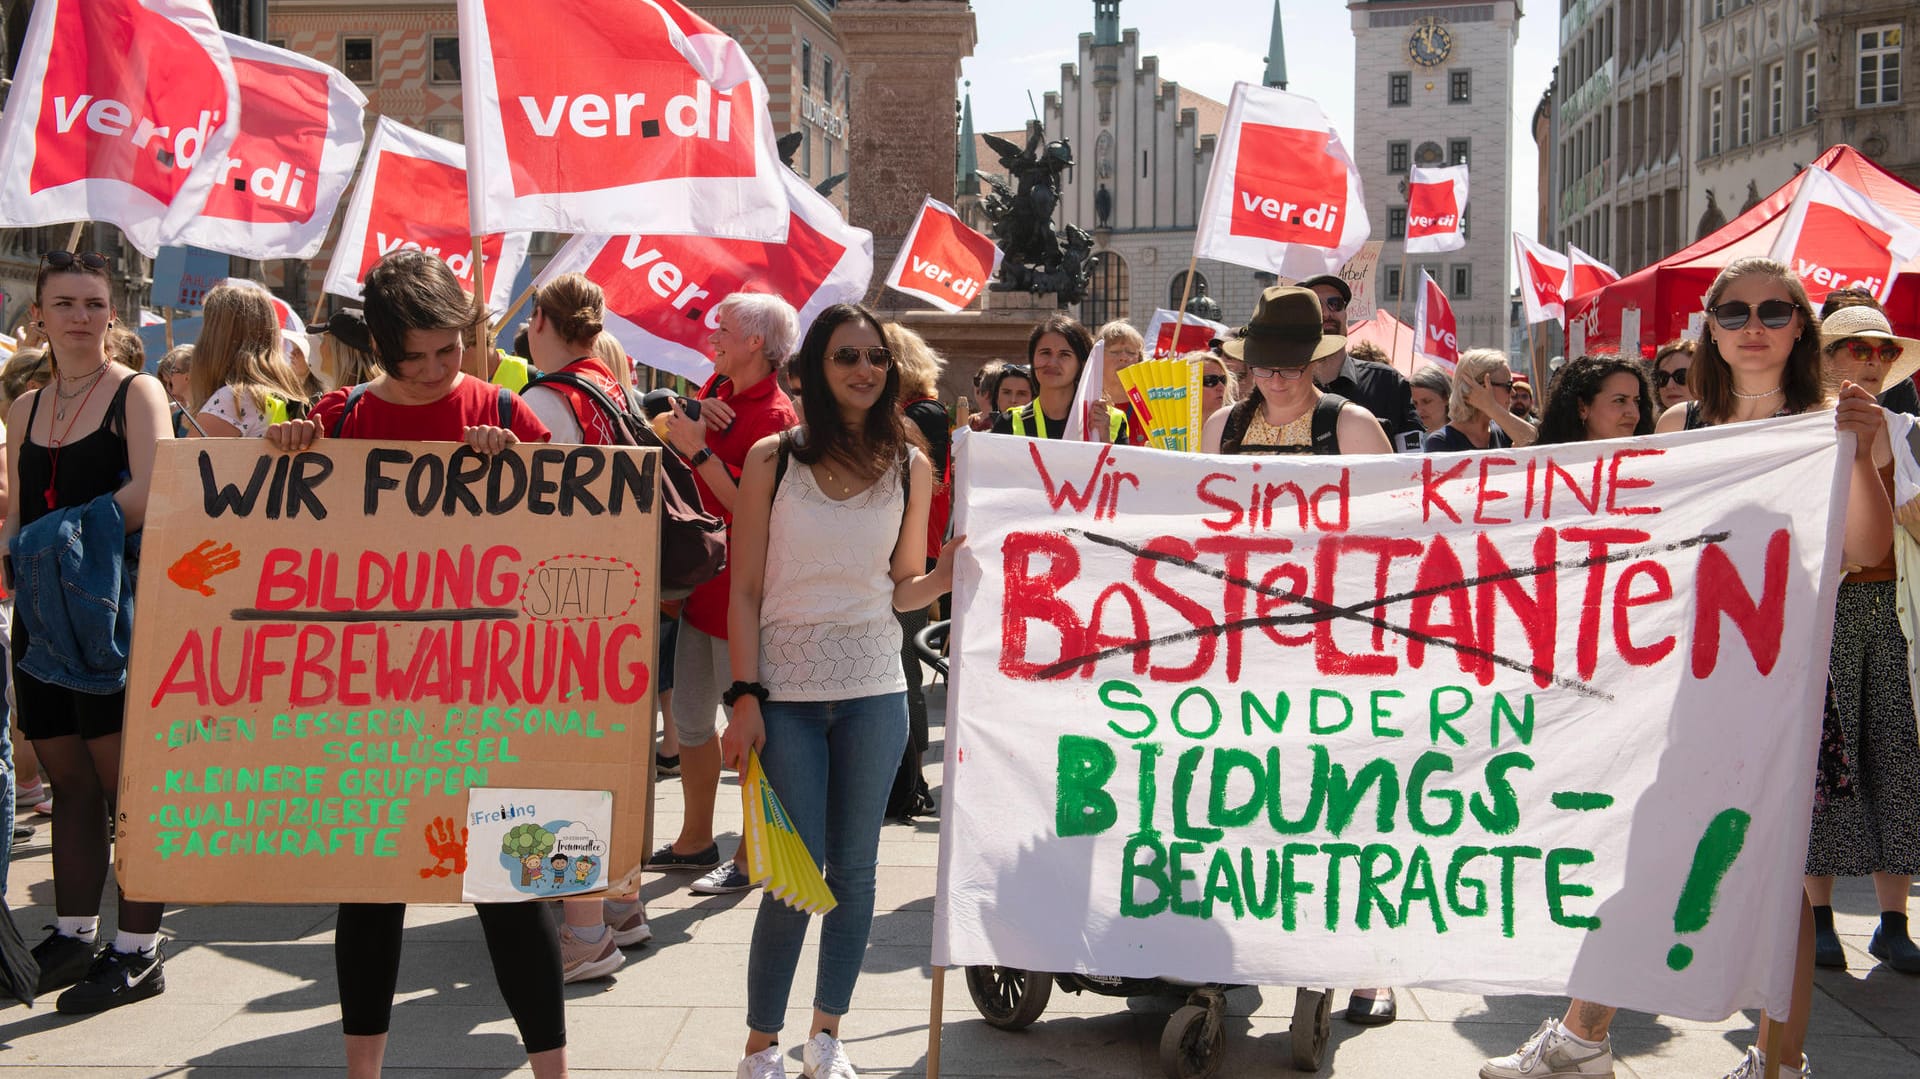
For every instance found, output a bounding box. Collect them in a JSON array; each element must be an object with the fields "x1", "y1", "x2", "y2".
[
  {"x1": 965, "y1": 965, "x2": 1051, "y2": 1030},
  {"x1": 1288, "y1": 987, "x2": 1333, "y2": 1071},
  {"x1": 1158, "y1": 1003, "x2": 1224, "y2": 1079}
]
